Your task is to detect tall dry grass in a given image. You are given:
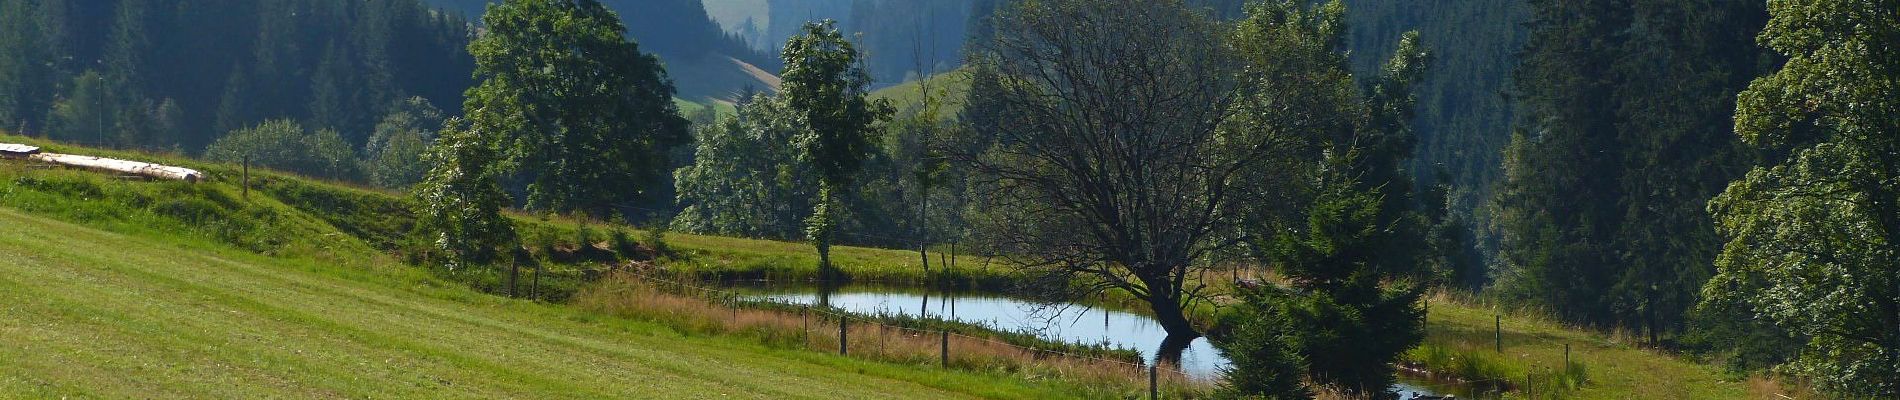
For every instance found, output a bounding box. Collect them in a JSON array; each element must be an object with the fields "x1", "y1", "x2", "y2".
[{"x1": 574, "y1": 273, "x2": 1208, "y2": 396}]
